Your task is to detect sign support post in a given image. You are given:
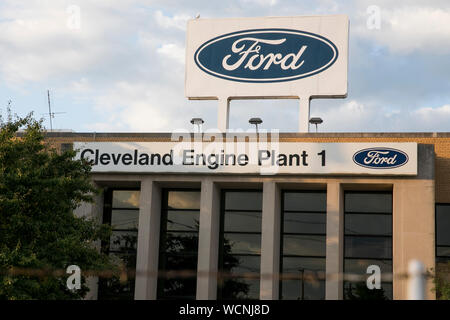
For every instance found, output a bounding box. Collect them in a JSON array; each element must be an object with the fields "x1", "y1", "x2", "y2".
[
  {"x1": 185, "y1": 15, "x2": 349, "y2": 133},
  {"x1": 218, "y1": 97, "x2": 230, "y2": 132},
  {"x1": 299, "y1": 96, "x2": 311, "y2": 133}
]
